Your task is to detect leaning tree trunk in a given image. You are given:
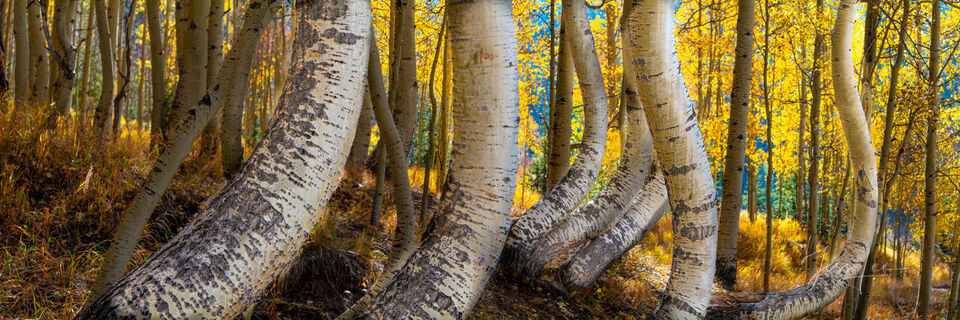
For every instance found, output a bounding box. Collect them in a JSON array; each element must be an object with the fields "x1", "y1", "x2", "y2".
[
  {"x1": 355, "y1": 0, "x2": 520, "y2": 317},
  {"x1": 48, "y1": 0, "x2": 80, "y2": 118},
  {"x1": 145, "y1": 0, "x2": 166, "y2": 144},
  {"x1": 715, "y1": 0, "x2": 756, "y2": 289},
  {"x1": 546, "y1": 24, "x2": 573, "y2": 190},
  {"x1": 336, "y1": 34, "x2": 419, "y2": 319},
  {"x1": 707, "y1": 1, "x2": 879, "y2": 318},
  {"x1": 77, "y1": 0, "x2": 370, "y2": 317},
  {"x1": 92, "y1": 0, "x2": 116, "y2": 138},
  {"x1": 502, "y1": 0, "x2": 609, "y2": 276},
  {"x1": 87, "y1": 0, "x2": 283, "y2": 300},
  {"x1": 562, "y1": 166, "x2": 668, "y2": 292},
  {"x1": 12, "y1": 0, "x2": 29, "y2": 106},
  {"x1": 343, "y1": 90, "x2": 374, "y2": 182},
  {"x1": 628, "y1": 0, "x2": 719, "y2": 317},
  {"x1": 518, "y1": 0, "x2": 650, "y2": 279},
  {"x1": 917, "y1": 1, "x2": 941, "y2": 318}
]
